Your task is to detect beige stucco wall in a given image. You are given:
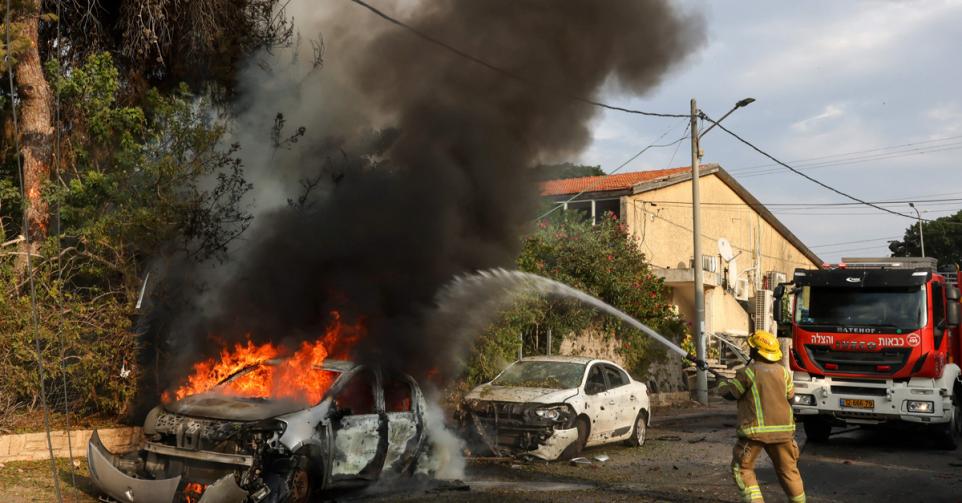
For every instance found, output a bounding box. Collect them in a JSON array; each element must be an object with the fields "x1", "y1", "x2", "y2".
[{"x1": 621, "y1": 173, "x2": 818, "y2": 335}]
